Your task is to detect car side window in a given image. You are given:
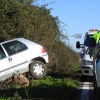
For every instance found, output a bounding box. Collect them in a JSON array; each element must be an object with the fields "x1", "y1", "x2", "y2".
[
  {"x1": 3, "y1": 40, "x2": 28, "y2": 56},
  {"x1": 0, "y1": 45, "x2": 6, "y2": 60}
]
